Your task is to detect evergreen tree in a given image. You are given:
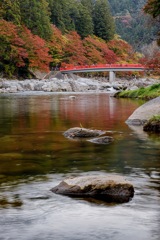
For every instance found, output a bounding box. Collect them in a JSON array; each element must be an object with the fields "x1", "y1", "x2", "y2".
[
  {"x1": 144, "y1": 0, "x2": 160, "y2": 18},
  {"x1": 62, "y1": 0, "x2": 79, "y2": 31},
  {"x1": 144, "y1": 0, "x2": 160, "y2": 45},
  {"x1": 0, "y1": 0, "x2": 21, "y2": 25},
  {"x1": 80, "y1": 0, "x2": 94, "y2": 14},
  {"x1": 48, "y1": 0, "x2": 78, "y2": 33},
  {"x1": 48, "y1": 0, "x2": 66, "y2": 32},
  {"x1": 75, "y1": 3, "x2": 94, "y2": 38},
  {"x1": 93, "y1": 0, "x2": 115, "y2": 41},
  {"x1": 108, "y1": 0, "x2": 159, "y2": 50},
  {"x1": 19, "y1": 0, "x2": 52, "y2": 40}
]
